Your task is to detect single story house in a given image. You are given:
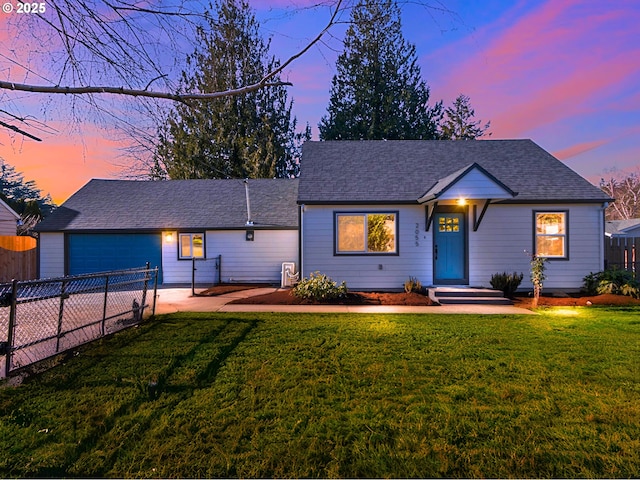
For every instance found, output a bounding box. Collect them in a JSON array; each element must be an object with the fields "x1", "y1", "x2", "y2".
[
  {"x1": 35, "y1": 139, "x2": 612, "y2": 291},
  {"x1": 605, "y1": 219, "x2": 640, "y2": 238},
  {"x1": 0, "y1": 197, "x2": 20, "y2": 236},
  {"x1": 34, "y1": 178, "x2": 299, "y2": 284},
  {"x1": 297, "y1": 140, "x2": 612, "y2": 291}
]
